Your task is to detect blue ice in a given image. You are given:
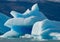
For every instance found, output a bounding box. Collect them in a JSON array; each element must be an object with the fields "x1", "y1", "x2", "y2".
[{"x1": 1, "y1": 4, "x2": 46, "y2": 38}]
